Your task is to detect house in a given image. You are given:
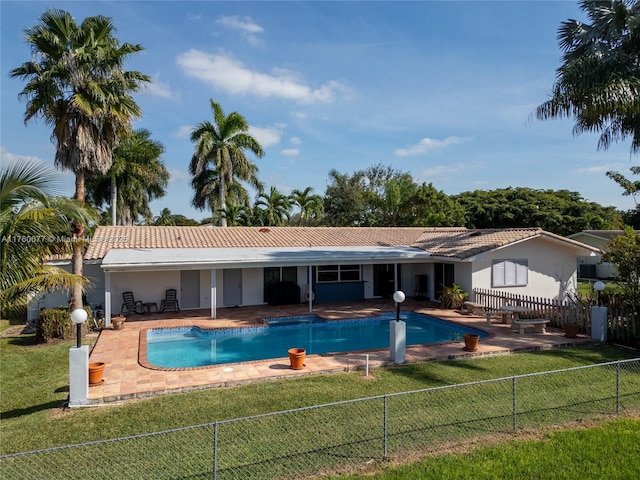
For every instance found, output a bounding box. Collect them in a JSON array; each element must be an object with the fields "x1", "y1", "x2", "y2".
[
  {"x1": 567, "y1": 230, "x2": 639, "y2": 279},
  {"x1": 75, "y1": 226, "x2": 600, "y2": 325}
]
